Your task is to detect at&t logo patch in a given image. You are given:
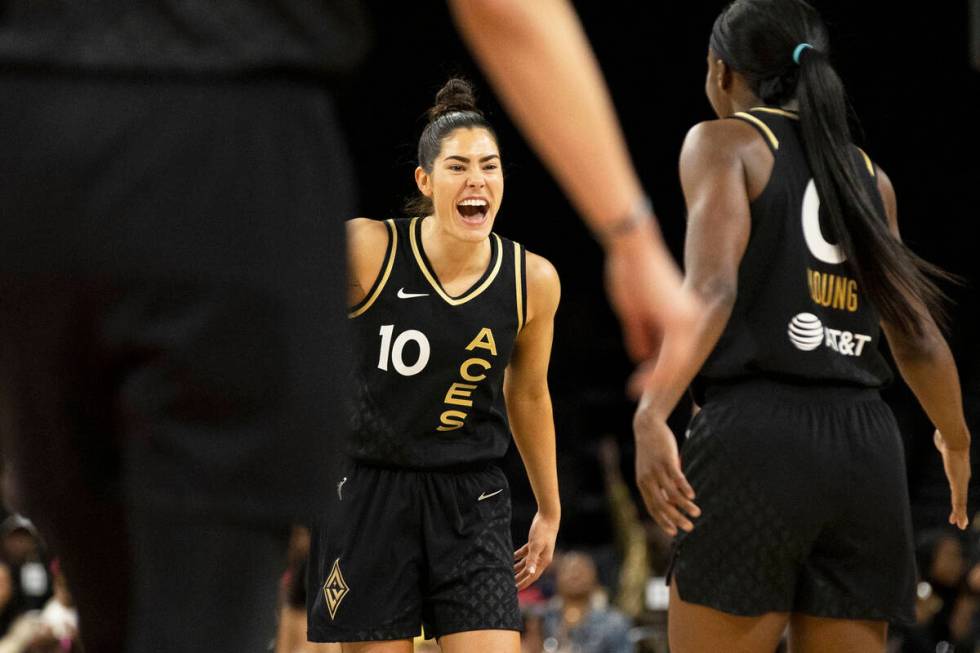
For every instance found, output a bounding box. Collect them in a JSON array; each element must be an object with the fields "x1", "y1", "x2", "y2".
[{"x1": 787, "y1": 313, "x2": 872, "y2": 357}]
